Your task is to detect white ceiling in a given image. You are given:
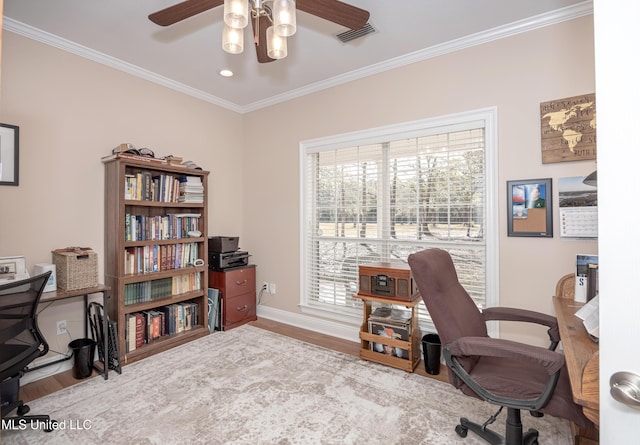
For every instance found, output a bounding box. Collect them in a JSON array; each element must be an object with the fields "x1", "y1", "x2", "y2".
[{"x1": 3, "y1": 0, "x2": 591, "y2": 113}]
